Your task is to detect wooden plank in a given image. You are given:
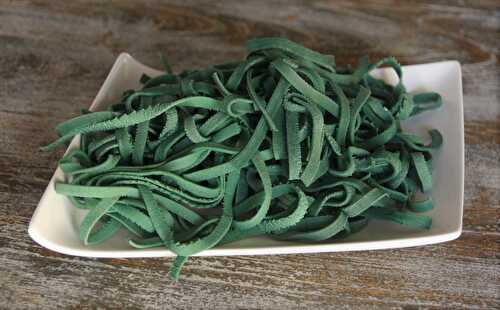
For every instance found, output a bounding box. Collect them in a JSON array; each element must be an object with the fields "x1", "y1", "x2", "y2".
[{"x1": 0, "y1": 0, "x2": 498, "y2": 308}]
